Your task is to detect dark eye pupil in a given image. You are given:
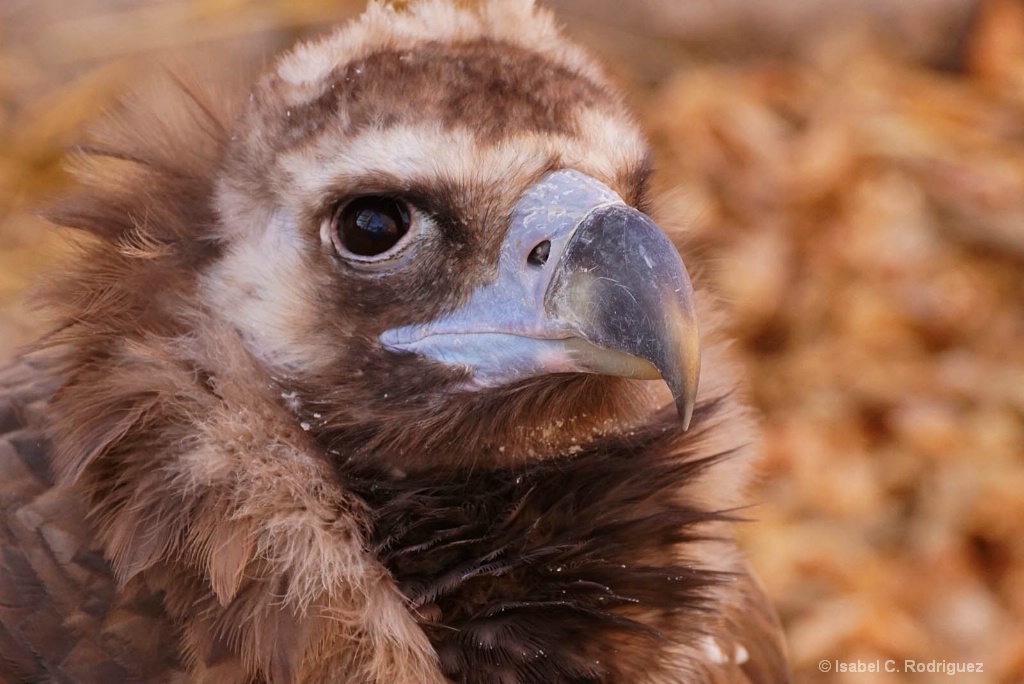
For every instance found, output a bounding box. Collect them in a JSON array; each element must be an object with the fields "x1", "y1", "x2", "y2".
[{"x1": 337, "y1": 196, "x2": 411, "y2": 256}]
